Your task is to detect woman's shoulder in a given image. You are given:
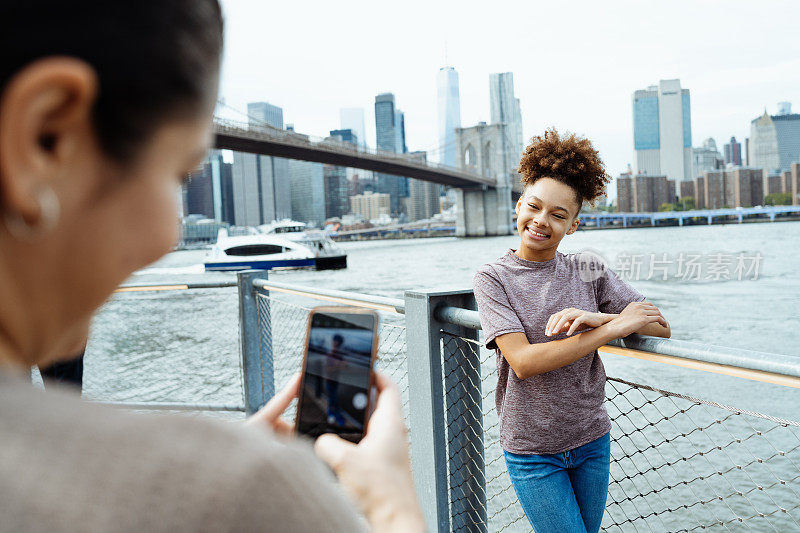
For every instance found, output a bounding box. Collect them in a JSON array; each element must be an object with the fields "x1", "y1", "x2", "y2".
[
  {"x1": 0, "y1": 376, "x2": 313, "y2": 482},
  {"x1": 0, "y1": 376, "x2": 365, "y2": 532}
]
